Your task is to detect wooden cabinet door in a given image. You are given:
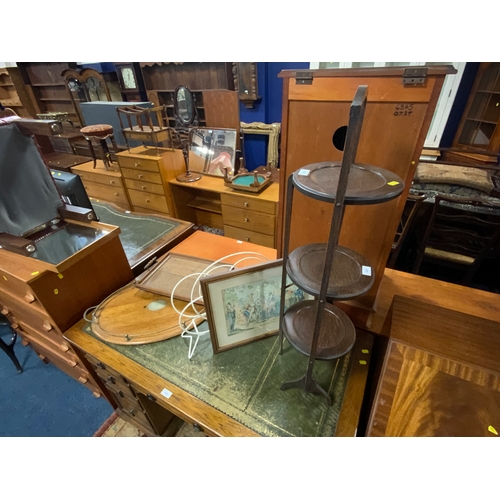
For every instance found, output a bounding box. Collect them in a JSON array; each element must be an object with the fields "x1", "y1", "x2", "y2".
[{"x1": 278, "y1": 67, "x2": 454, "y2": 317}]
